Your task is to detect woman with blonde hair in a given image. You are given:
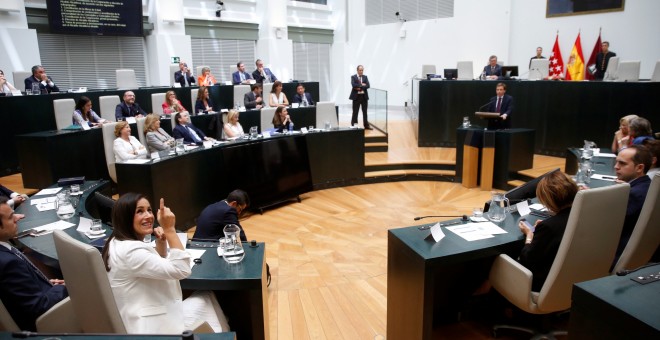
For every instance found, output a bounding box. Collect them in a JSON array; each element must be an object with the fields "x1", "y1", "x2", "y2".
[
  {"x1": 161, "y1": 91, "x2": 187, "y2": 115},
  {"x1": 223, "y1": 109, "x2": 244, "y2": 138},
  {"x1": 113, "y1": 121, "x2": 148, "y2": 162},
  {"x1": 144, "y1": 114, "x2": 175, "y2": 153},
  {"x1": 612, "y1": 114, "x2": 638, "y2": 153}
]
